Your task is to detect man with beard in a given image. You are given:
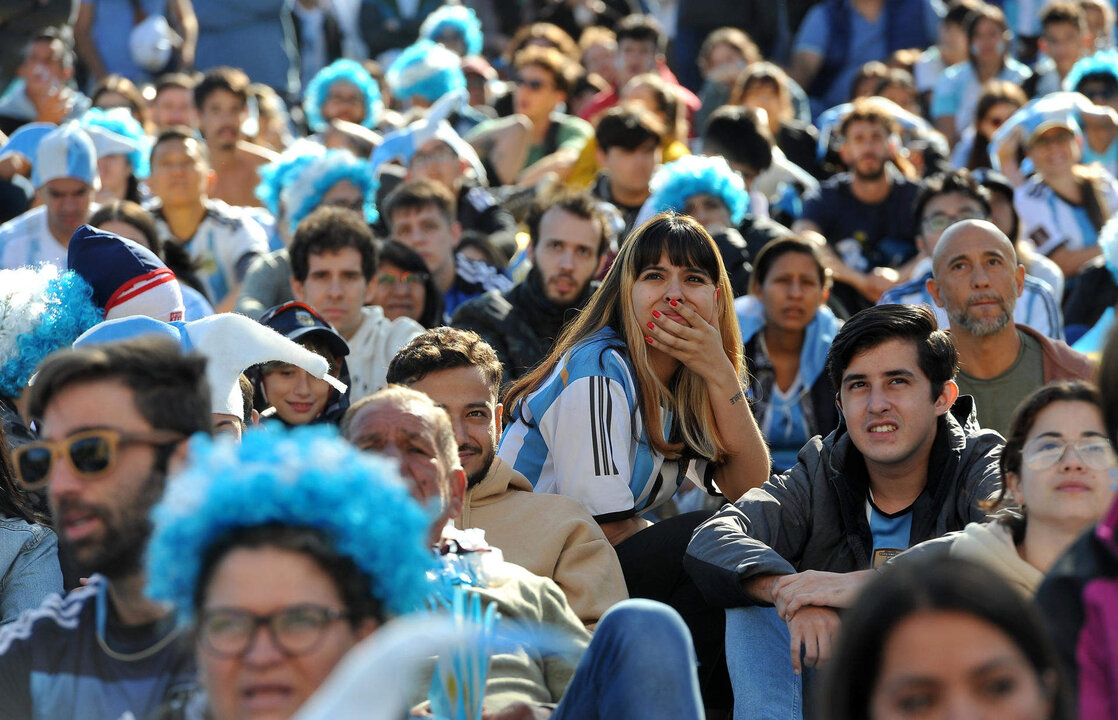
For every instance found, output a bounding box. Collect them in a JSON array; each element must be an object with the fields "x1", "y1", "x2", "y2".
[
  {"x1": 928, "y1": 220, "x2": 1094, "y2": 435},
  {"x1": 380, "y1": 327, "x2": 627, "y2": 628},
  {"x1": 193, "y1": 67, "x2": 277, "y2": 208},
  {"x1": 452, "y1": 192, "x2": 609, "y2": 383},
  {"x1": 0, "y1": 337, "x2": 211, "y2": 720},
  {"x1": 793, "y1": 100, "x2": 921, "y2": 314}
]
